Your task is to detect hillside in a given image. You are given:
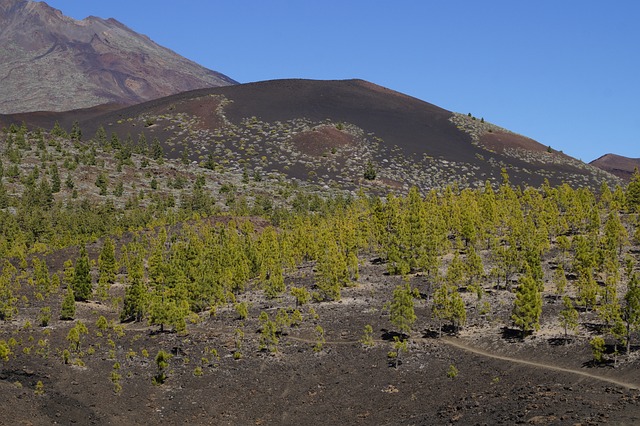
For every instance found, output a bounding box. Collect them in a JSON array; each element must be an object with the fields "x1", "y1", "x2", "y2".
[
  {"x1": 0, "y1": 0, "x2": 236, "y2": 114},
  {"x1": 1, "y1": 77, "x2": 621, "y2": 192},
  {"x1": 590, "y1": 153, "x2": 640, "y2": 181},
  {"x1": 70, "y1": 78, "x2": 618, "y2": 192},
  {"x1": 0, "y1": 122, "x2": 639, "y2": 424}
]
